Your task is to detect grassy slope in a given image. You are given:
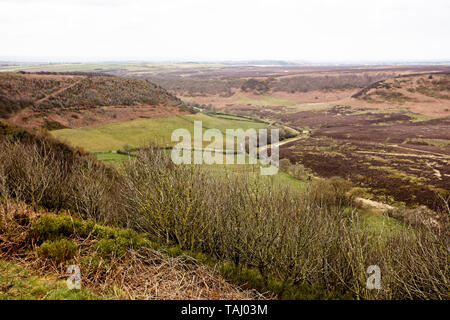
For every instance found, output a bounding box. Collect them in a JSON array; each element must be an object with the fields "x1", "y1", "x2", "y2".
[
  {"x1": 51, "y1": 113, "x2": 302, "y2": 188},
  {"x1": 51, "y1": 113, "x2": 267, "y2": 152}
]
